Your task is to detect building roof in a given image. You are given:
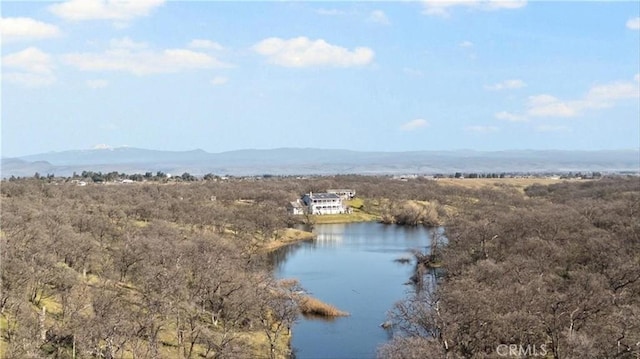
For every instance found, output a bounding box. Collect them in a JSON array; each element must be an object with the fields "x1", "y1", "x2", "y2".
[
  {"x1": 289, "y1": 201, "x2": 304, "y2": 208},
  {"x1": 308, "y1": 192, "x2": 340, "y2": 199}
]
